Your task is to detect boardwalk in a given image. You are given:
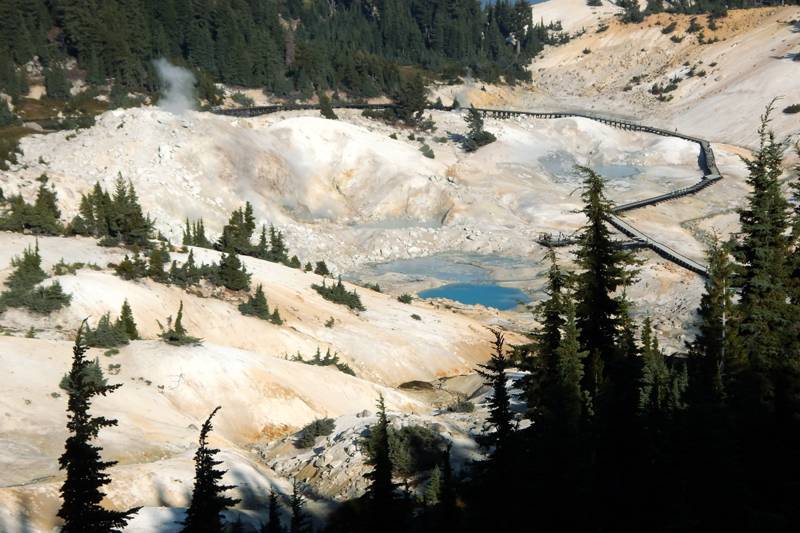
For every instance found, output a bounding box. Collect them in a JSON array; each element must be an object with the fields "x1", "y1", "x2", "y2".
[{"x1": 211, "y1": 104, "x2": 722, "y2": 276}]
